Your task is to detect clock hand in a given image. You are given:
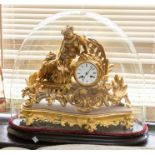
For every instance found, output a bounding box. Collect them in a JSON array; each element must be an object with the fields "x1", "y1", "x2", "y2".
[
  {"x1": 83, "y1": 66, "x2": 93, "y2": 81},
  {"x1": 86, "y1": 66, "x2": 93, "y2": 75}
]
